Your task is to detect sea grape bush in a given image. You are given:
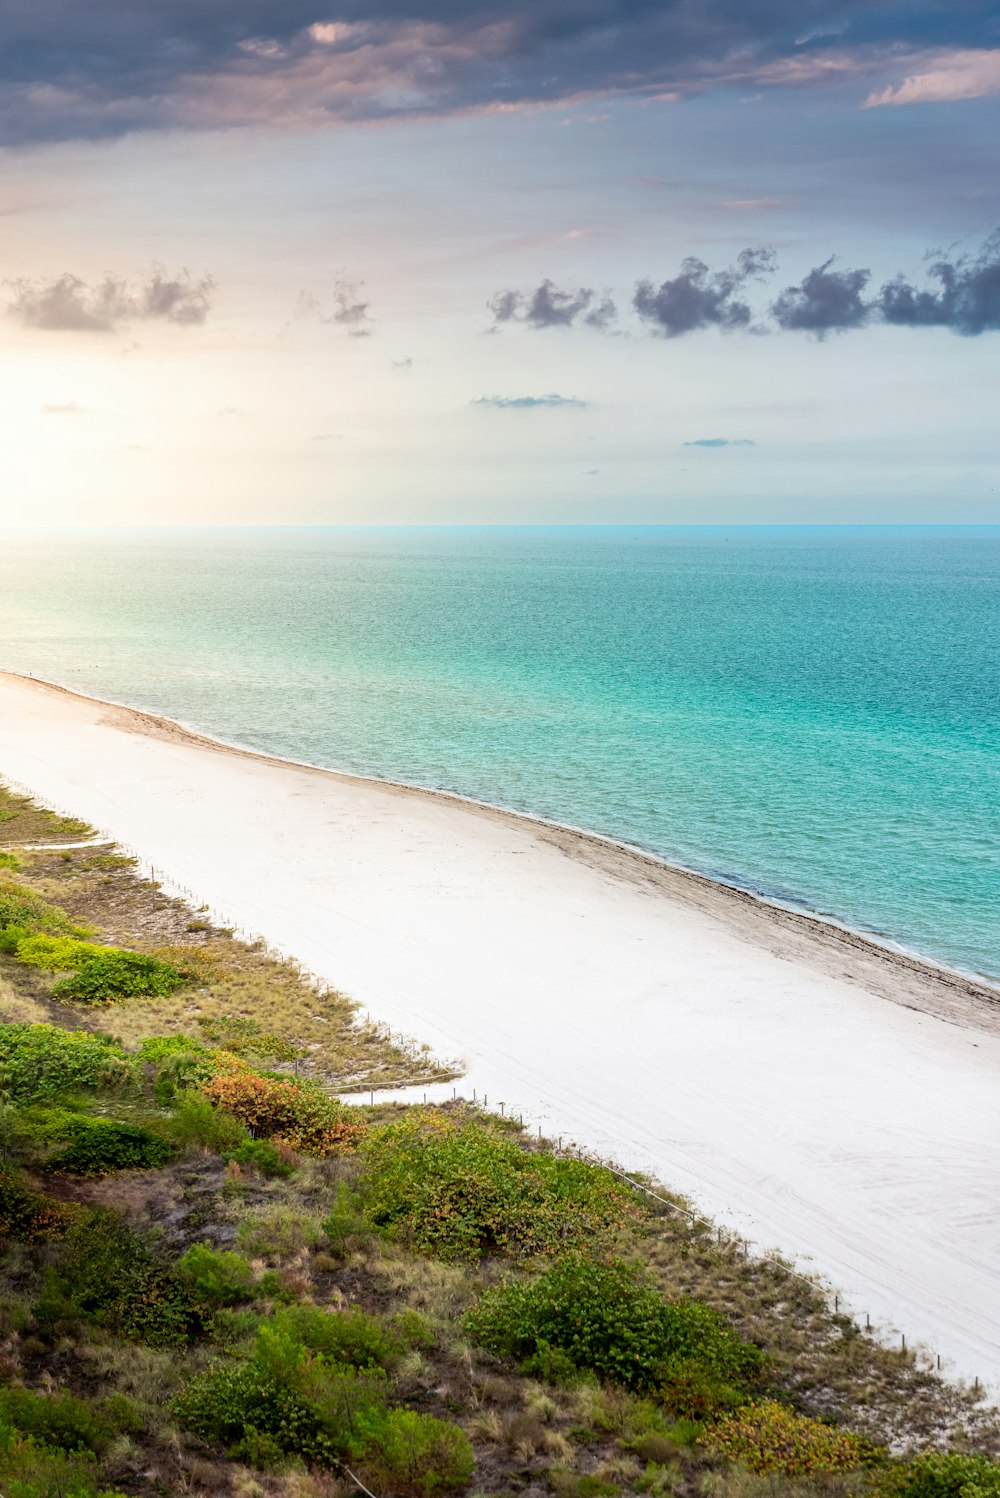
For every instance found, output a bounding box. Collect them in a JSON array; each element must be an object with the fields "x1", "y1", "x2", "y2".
[
  {"x1": 0, "y1": 1023, "x2": 134, "y2": 1102},
  {"x1": 465, "y1": 1254, "x2": 764, "y2": 1398},
  {"x1": 46, "y1": 1116, "x2": 175, "y2": 1176},
  {"x1": 52, "y1": 947, "x2": 185, "y2": 1004},
  {"x1": 13, "y1": 934, "x2": 106, "y2": 969},
  {"x1": 706, "y1": 1400, "x2": 882, "y2": 1476},
  {"x1": 205, "y1": 1069, "x2": 365, "y2": 1156},
  {"x1": 362, "y1": 1112, "x2": 641, "y2": 1261}
]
